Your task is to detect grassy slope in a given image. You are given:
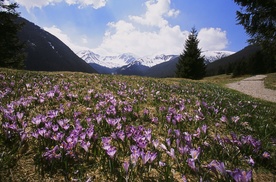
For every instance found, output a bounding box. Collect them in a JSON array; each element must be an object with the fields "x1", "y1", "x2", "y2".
[
  {"x1": 0, "y1": 68, "x2": 275, "y2": 181},
  {"x1": 264, "y1": 73, "x2": 276, "y2": 90}
]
